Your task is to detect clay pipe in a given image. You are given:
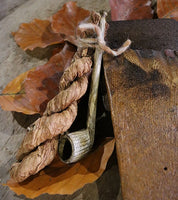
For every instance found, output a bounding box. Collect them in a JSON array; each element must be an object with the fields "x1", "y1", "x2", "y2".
[{"x1": 58, "y1": 12, "x2": 107, "y2": 163}]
